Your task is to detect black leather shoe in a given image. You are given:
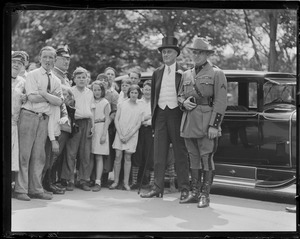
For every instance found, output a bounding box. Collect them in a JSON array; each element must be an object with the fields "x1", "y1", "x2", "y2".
[
  {"x1": 180, "y1": 189, "x2": 189, "y2": 201},
  {"x1": 48, "y1": 184, "x2": 65, "y2": 194},
  {"x1": 54, "y1": 182, "x2": 67, "y2": 191},
  {"x1": 140, "y1": 190, "x2": 163, "y2": 198},
  {"x1": 198, "y1": 195, "x2": 210, "y2": 208},
  {"x1": 179, "y1": 192, "x2": 198, "y2": 204}
]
